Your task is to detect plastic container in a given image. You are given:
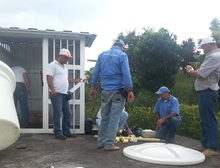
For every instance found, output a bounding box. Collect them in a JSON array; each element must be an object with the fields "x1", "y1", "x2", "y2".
[
  {"x1": 0, "y1": 61, "x2": 20, "y2": 151},
  {"x1": 142, "y1": 129, "x2": 155, "y2": 138}
]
